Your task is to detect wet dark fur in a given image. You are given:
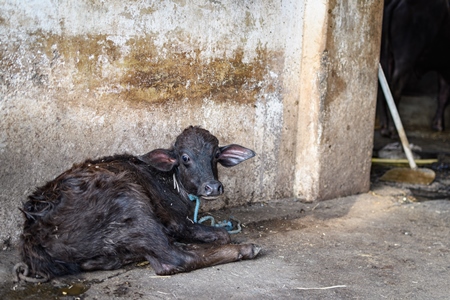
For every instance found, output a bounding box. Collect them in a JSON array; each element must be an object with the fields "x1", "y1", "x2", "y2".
[{"x1": 19, "y1": 126, "x2": 259, "y2": 280}]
